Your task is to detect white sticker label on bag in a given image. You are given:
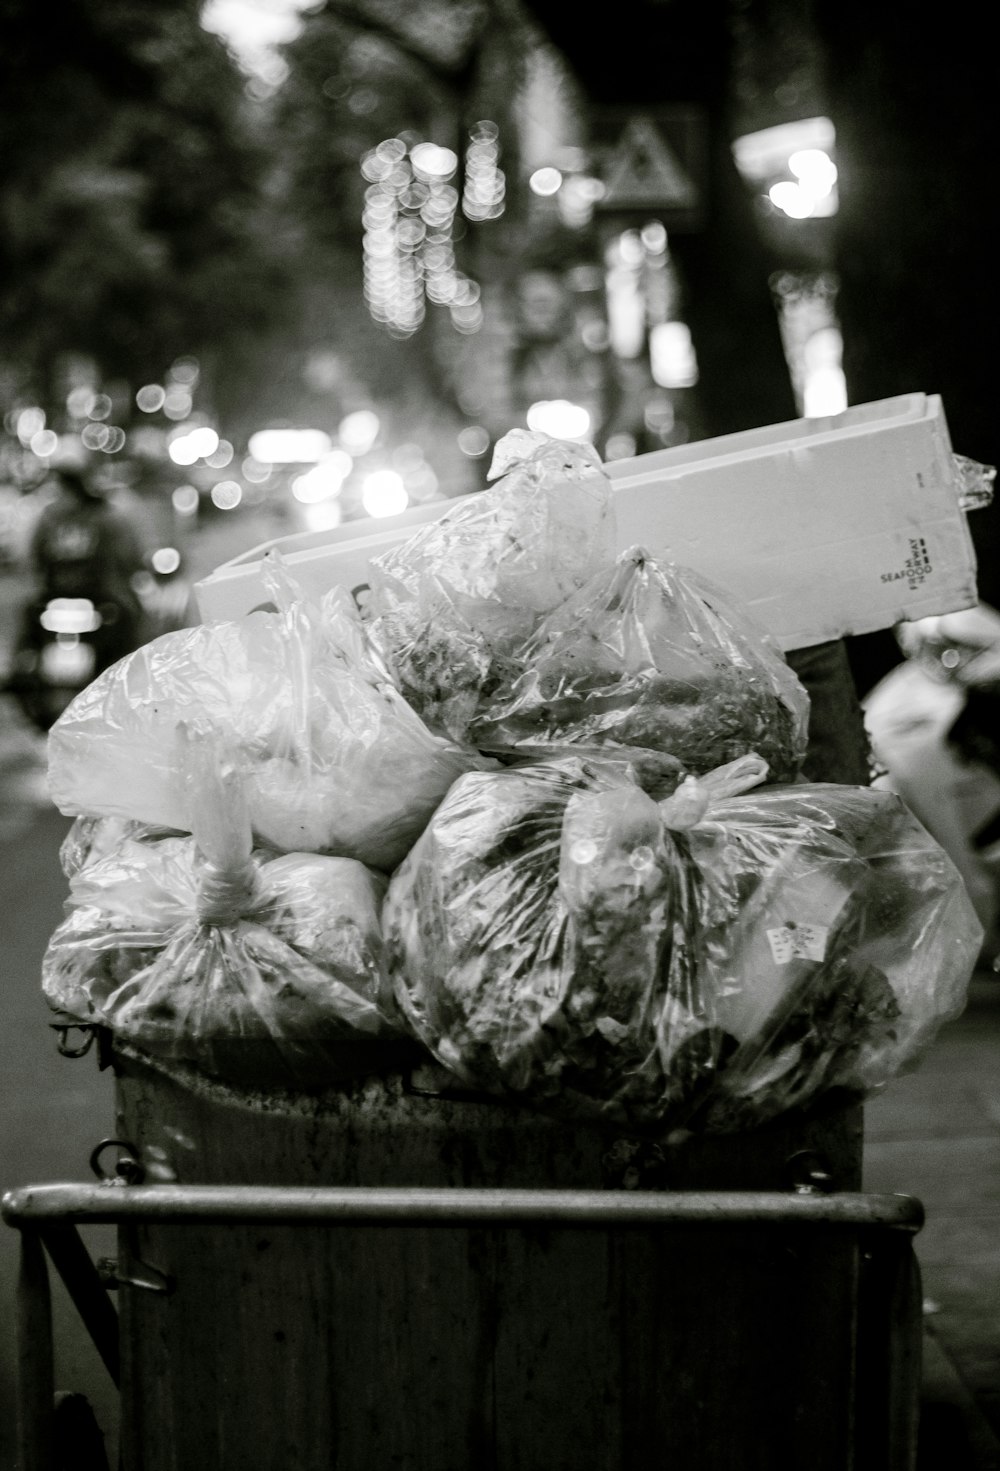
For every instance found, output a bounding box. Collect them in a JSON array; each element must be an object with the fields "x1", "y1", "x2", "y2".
[{"x1": 765, "y1": 923, "x2": 829, "y2": 964}]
